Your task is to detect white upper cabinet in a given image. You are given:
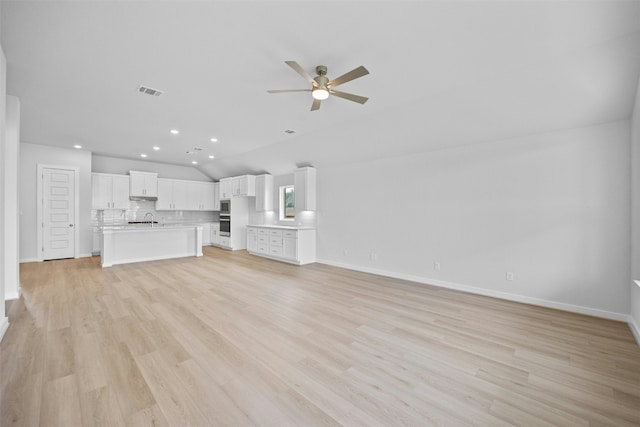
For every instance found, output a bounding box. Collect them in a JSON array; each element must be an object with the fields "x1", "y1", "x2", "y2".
[
  {"x1": 255, "y1": 174, "x2": 274, "y2": 211},
  {"x1": 129, "y1": 171, "x2": 158, "y2": 198},
  {"x1": 187, "y1": 181, "x2": 215, "y2": 211},
  {"x1": 92, "y1": 173, "x2": 130, "y2": 210},
  {"x1": 156, "y1": 178, "x2": 188, "y2": 210},
  {"x1": 220, "y1": 178, "x2": 233, "y2": 199},
  {"x1": 294, "y1": 167, "x2": 316, "y2": 212},
  {"x1": 220, "y1": 175, "x2": 256, "y2": 198},
  {"x1": 232, "y1": 175, "x2": 256, "y2": 197}
]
